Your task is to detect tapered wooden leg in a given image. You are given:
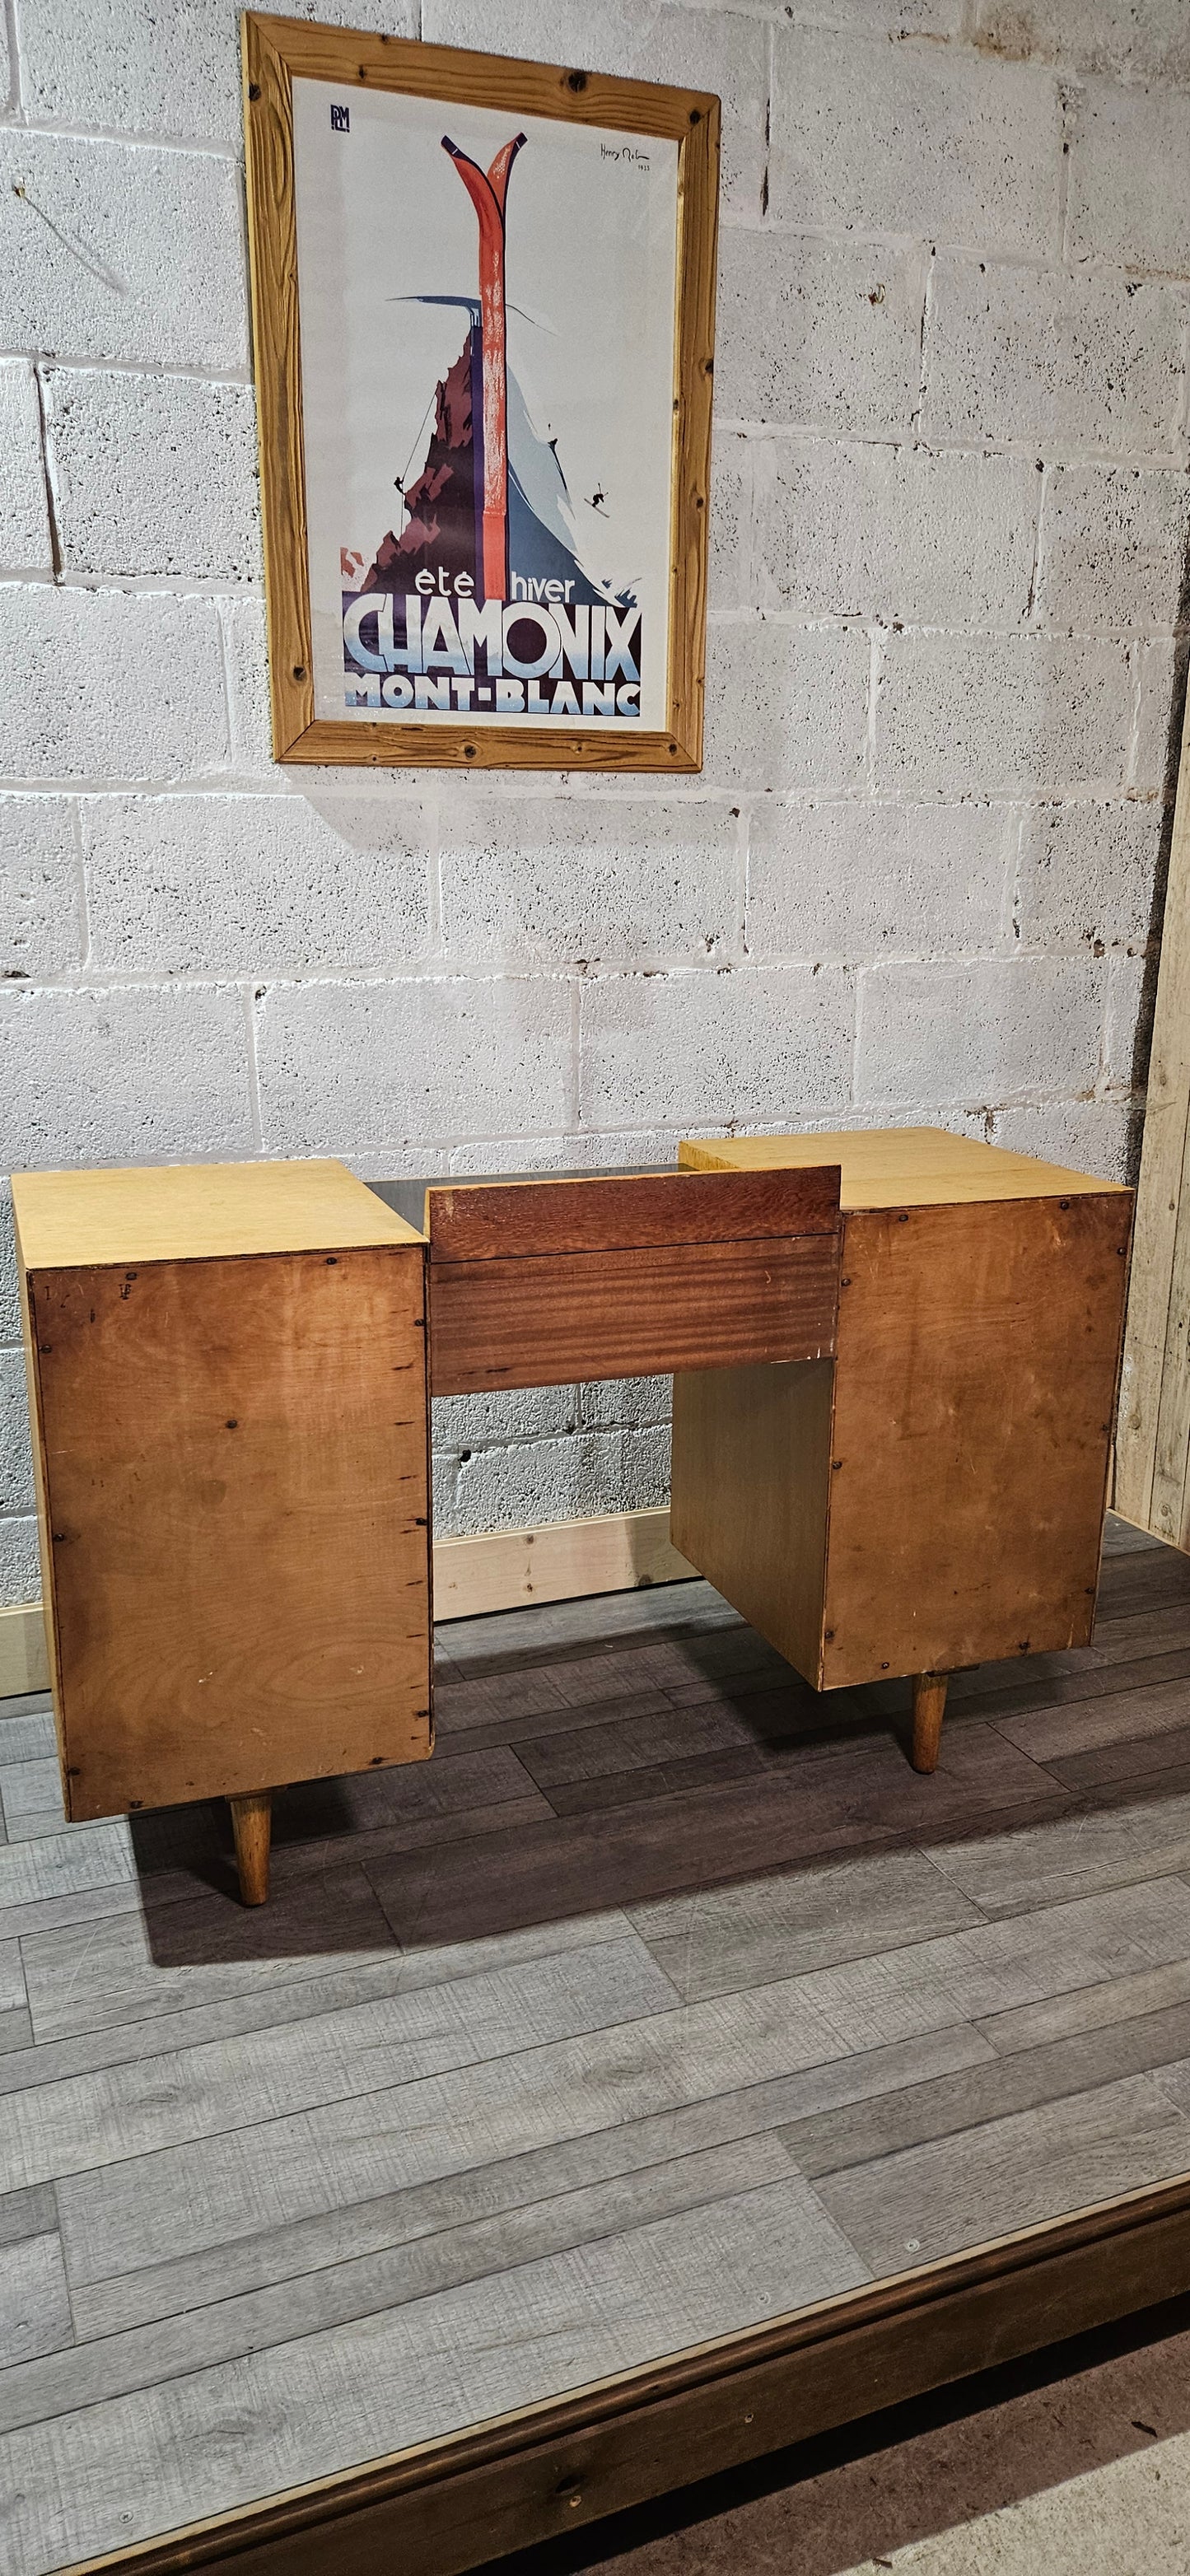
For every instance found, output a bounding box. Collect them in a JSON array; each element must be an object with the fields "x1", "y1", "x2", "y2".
[
  {"x1": 229, "y1": 1790, "x2": 272, "y2": 1905},
  {"x1": 911, "y1": 1673, "x2": 949, "y2": 1774}
]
